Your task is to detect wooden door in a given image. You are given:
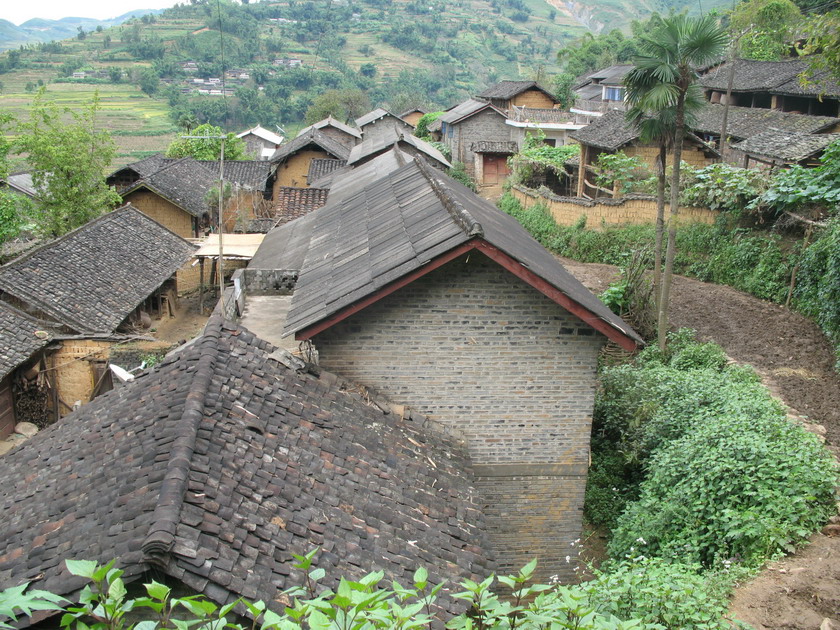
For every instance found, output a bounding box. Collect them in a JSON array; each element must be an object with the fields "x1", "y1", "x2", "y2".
[{"x1": 483, "y1": 154, "x2": 510, "y2": 185}]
